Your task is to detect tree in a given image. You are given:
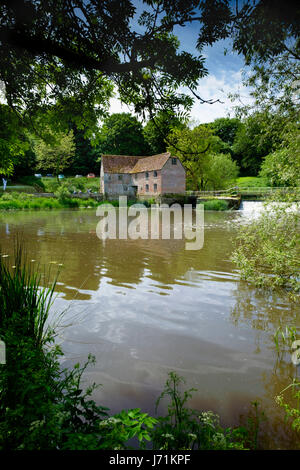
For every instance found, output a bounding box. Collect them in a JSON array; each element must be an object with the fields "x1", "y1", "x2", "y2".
[
  {"x1": 98, "y1": 113, "x2": 150, "y2": 156},
  {"x1": 143, "y1": 111, "x2": 186, "y2": 155},
  {"x1": 207, "y1": 118, "x2": 242, "y2": 147},
  {"x1": 34, "y1": 130, "x2": 75, "y2": 179},
  {"x1": 260, "y1": 124, "x2": 300, "y2": 187},
  {"x1": 0, "y1": 104, "x2": 28, "y2": 176},
  {"x1": 1, "y1": 1, "x2": 299, "y2": 176},
  {"x1": 205, "y1": 153, "x2": 239, "y2": 190},
  {"x1": 1, "y1": 1, "x2": 298, "y2": 125},
  {"x1": 68, "y1": 126, "x2": 100, "y2": 175},
  {"x1": 231, "y1": 112, "x2": 286, "y2": 176},
  {"x1": 167, "y1": 125, "x2": 238, "y2": 190},
  {"x1": 12, "y1": 148, "x2": 37, "y2": 178}
]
